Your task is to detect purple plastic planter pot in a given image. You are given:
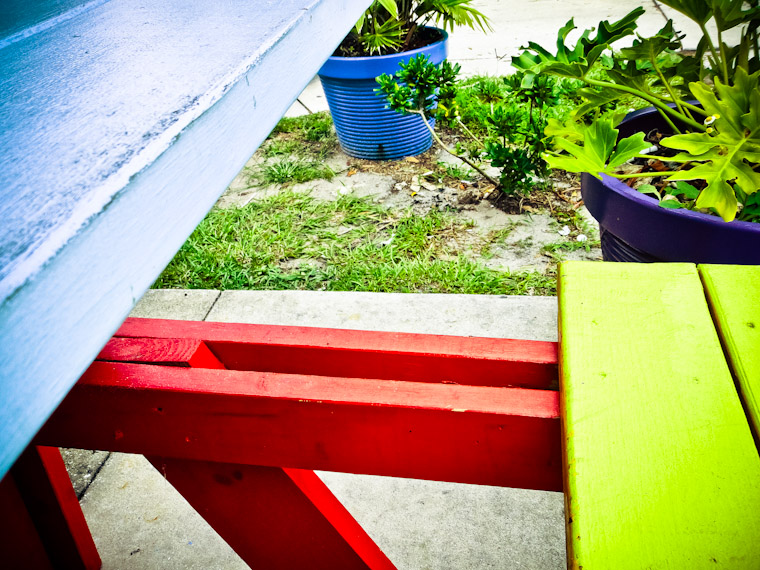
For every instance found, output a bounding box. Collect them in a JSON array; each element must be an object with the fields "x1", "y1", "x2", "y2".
[
  {"x1": 581, "y1": 107, "x2": 760, "y2": 264},
  {"x1": 318, "y1": 28, "x2": 448, "y2": 160}
]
